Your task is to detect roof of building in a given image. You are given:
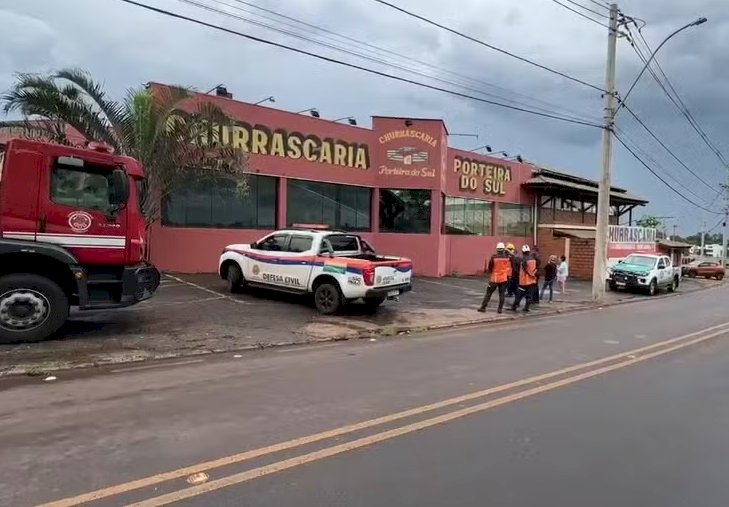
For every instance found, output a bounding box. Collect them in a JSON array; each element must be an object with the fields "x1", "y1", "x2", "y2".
[
  {"x1": 657, "y1": 239, "x2": 693, "y2": 249},
  {"x1": 552, "y1": 228, "x2": 597, "y2": 239},
  {"x1": 524, "y1": 166, "x2": 648, "y2": 206}
]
